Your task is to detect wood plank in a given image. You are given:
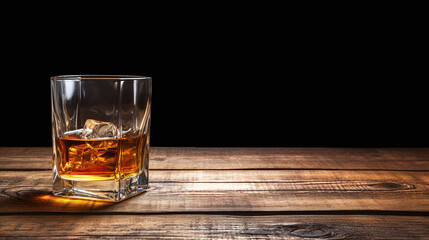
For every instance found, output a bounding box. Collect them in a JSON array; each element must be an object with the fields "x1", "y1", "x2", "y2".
[
  {"x1": 1, "y1": 147, "x2": 429, "y2": 170},
  {"x1": 0, "y1": 214, "x2": 428, "y2": 239},
  {"x1": 151, "y1": 147, "x2": 429, "y2": 171},
  {"x1": 2, "y1": 169, "x2": 428, "y2": 186},
  {"x1": 0, "y1": 147, "x2": 51, "y2": 170},
  {"x1": 0, "y1": 170, "x2": 427, "y2": 213}
]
